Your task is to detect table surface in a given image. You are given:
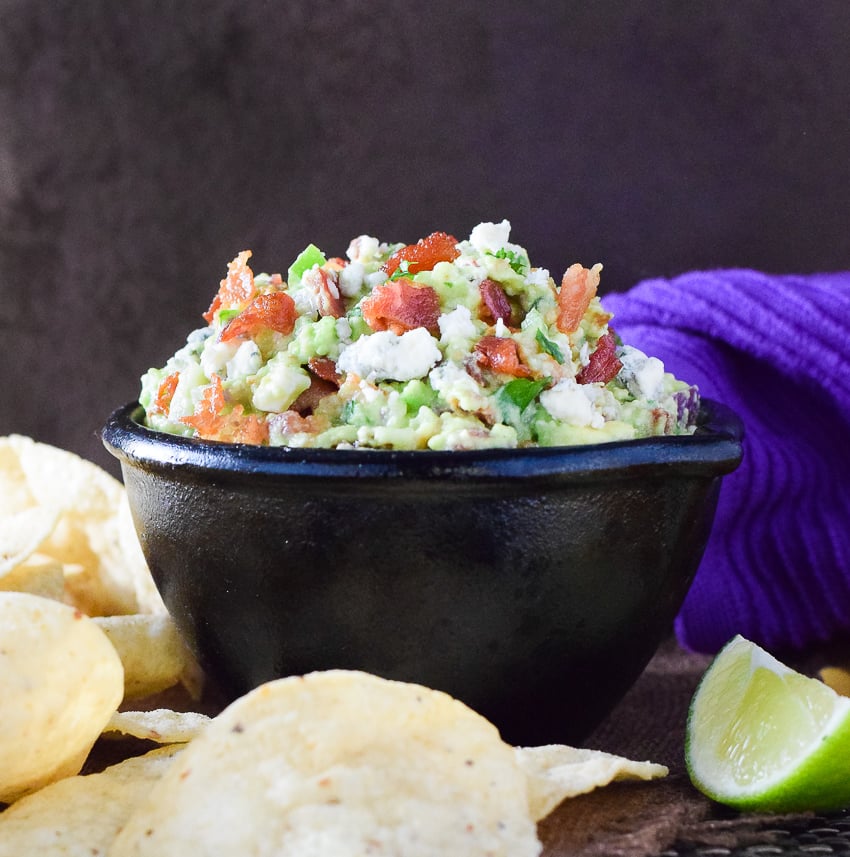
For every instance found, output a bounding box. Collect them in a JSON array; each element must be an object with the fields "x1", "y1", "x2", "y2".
[
  {"x1": 69, "y1": 635, "x2": 850, "y2": 856},
  {"x1": 537, "y1": 637, "x2": 850, "y2": 857}
]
